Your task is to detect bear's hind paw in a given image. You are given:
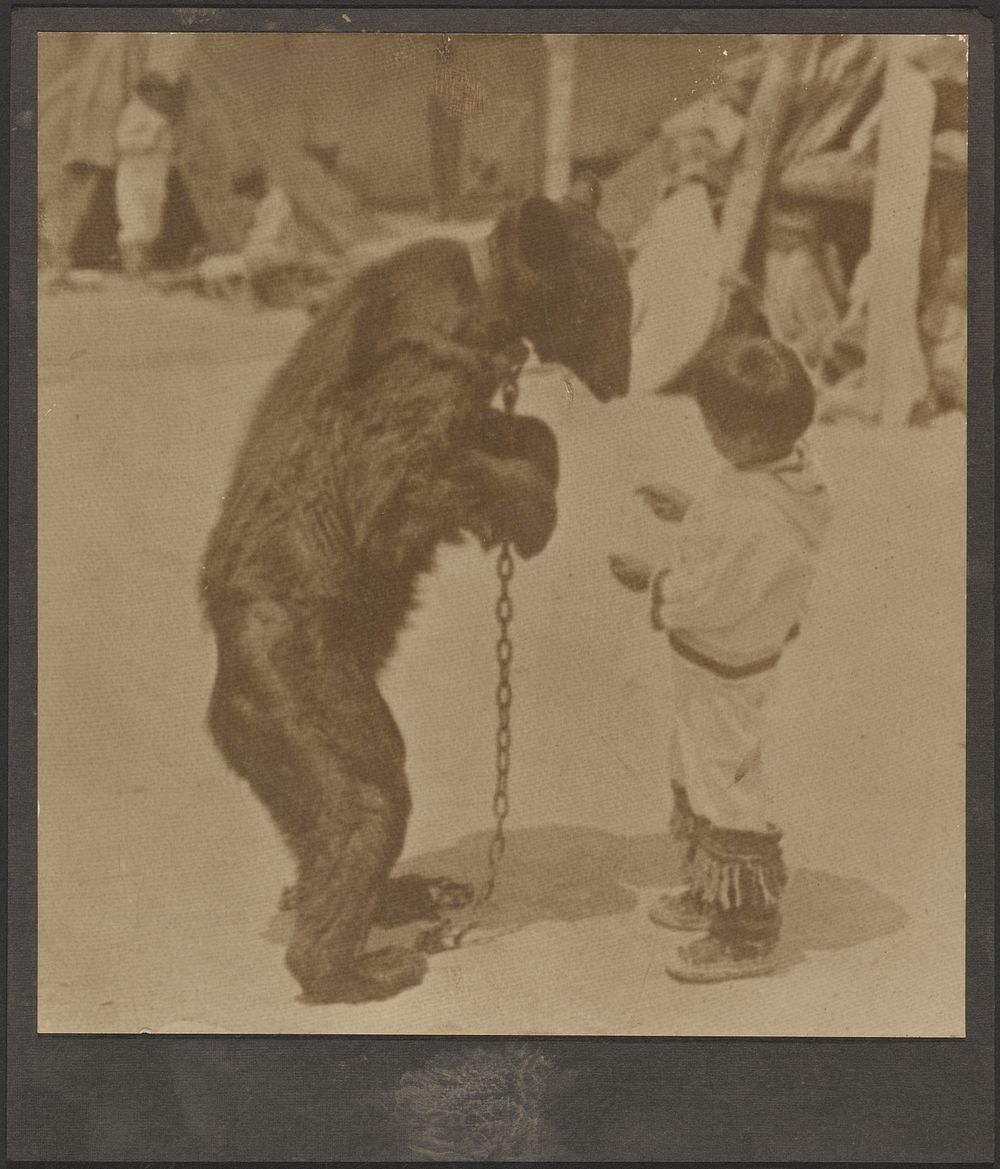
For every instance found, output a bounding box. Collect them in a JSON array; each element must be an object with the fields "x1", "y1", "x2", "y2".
[{"x1": 295, "y1": 947, "x2": 429, "y2": 1004}]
